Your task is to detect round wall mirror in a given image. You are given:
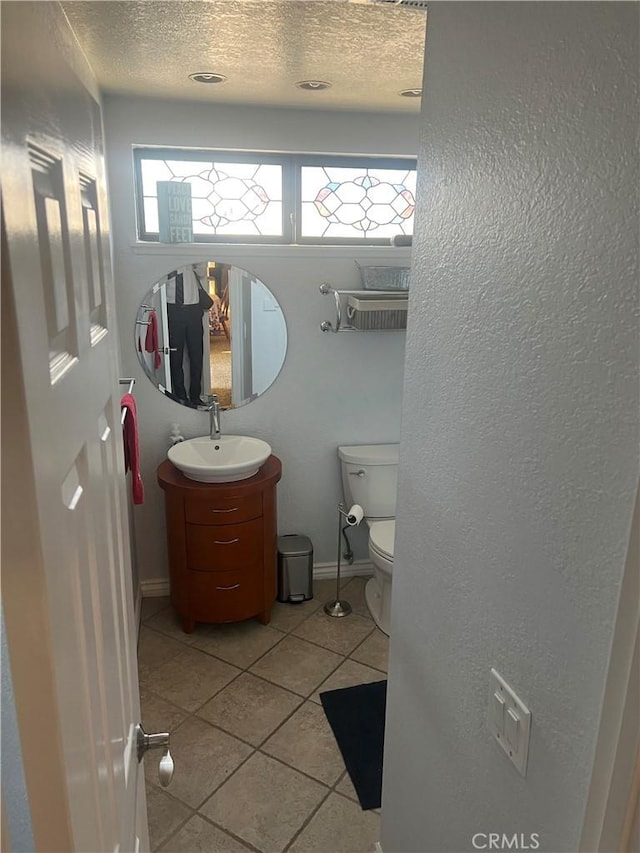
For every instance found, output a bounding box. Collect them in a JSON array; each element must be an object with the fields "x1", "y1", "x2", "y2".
[{"x1": 135, "y1": 262, "x2": 287, "y2": 410}]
